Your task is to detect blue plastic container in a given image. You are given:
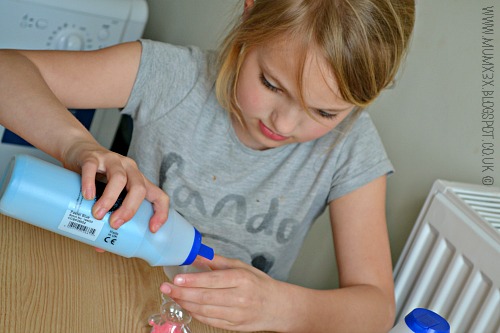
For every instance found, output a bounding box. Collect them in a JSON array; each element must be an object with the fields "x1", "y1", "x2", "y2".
[{"x1": 0, "y1": 154, "x2": 214, "y2": 266}]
